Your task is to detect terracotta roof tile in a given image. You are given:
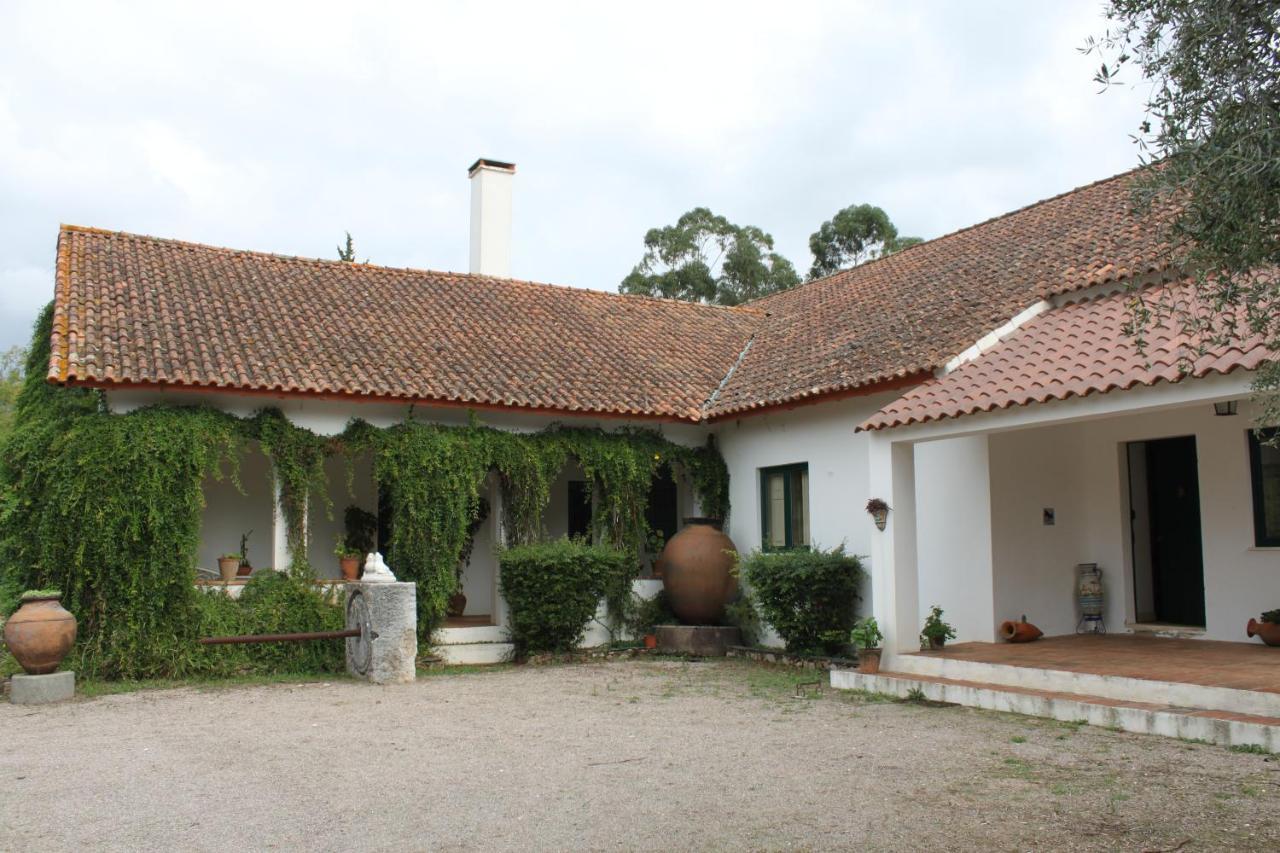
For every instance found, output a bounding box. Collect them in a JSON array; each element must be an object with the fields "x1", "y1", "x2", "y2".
[
  {"x1": 50, "y1": 226, "x2": 762, "y2": 422},
  {"x1": 859, "y1": 279, "x2": 1275, "y2": 431},
  {"x1": 705, "y1": 168, "x2": 1178, "y2": 417}
]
